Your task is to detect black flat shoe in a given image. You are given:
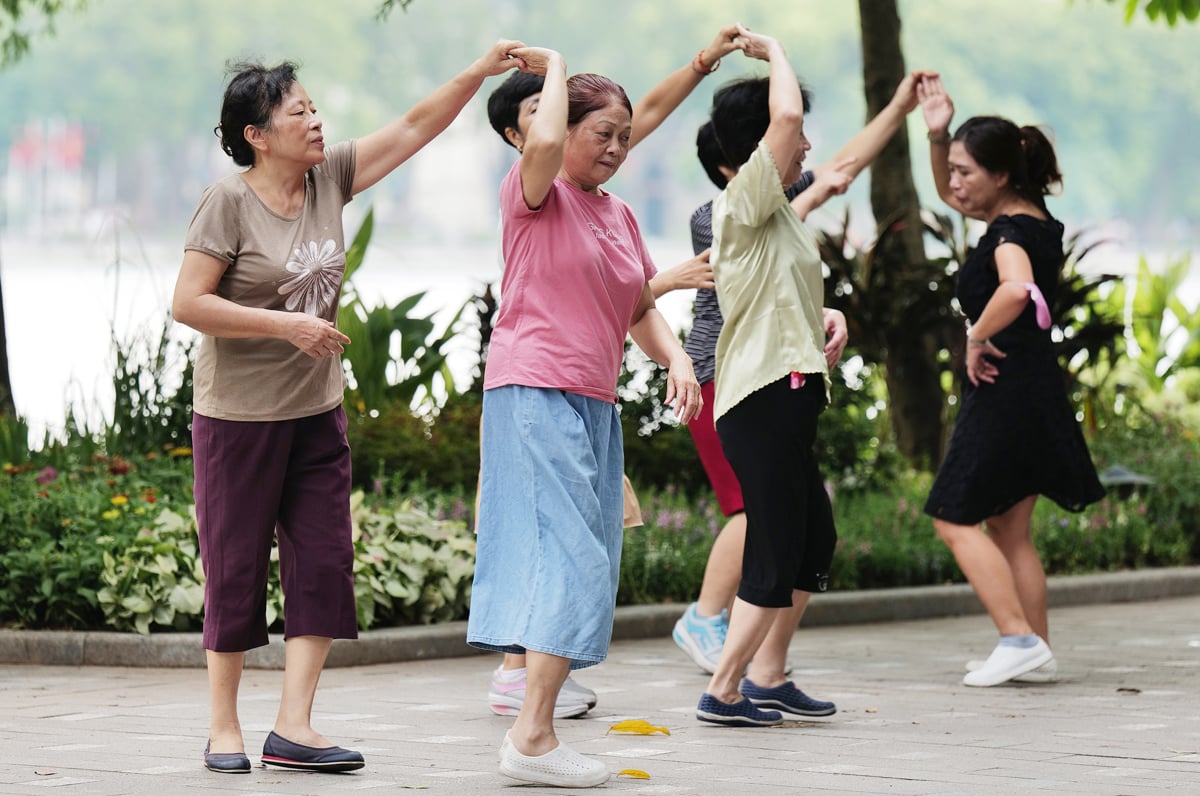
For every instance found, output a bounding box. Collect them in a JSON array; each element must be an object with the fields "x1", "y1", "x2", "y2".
[
  {"x1": 261, "y1": 730, "x2": 365, "y2": 773},
  {"x1": 203, "y1": 741, "x2": 251, "y2": 774}
]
